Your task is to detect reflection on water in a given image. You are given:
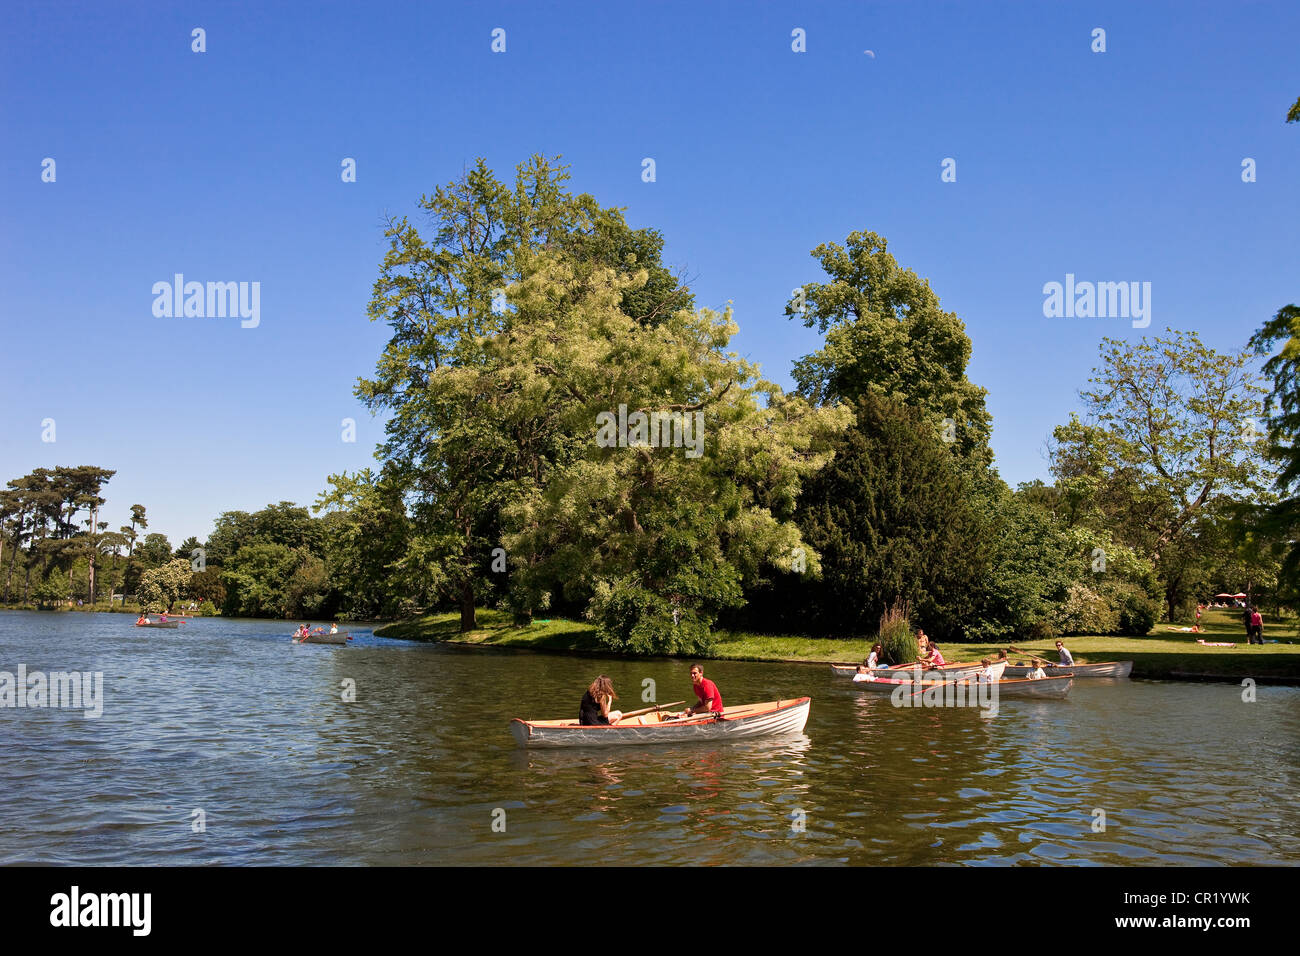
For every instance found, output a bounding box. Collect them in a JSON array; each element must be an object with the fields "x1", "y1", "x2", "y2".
[{"x1": 1, "y1": 610, "x2": 1297, "y2": 865}]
